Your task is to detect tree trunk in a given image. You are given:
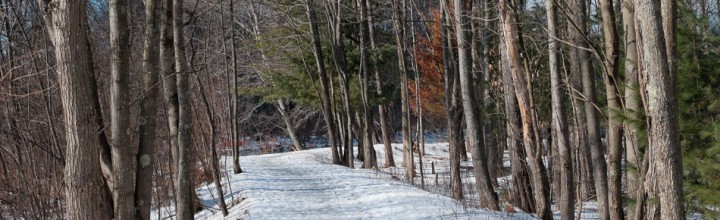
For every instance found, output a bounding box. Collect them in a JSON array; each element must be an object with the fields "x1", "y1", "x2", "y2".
[
  {"x1": 546, "y1": 0, "x2": 574, "y2": 217},
  {"x1": 441, "y1": 1, "x2": 467, "y2": 162},
  {"x1": 160, "y1": 0, "x2": 178, "y2": 169},
  {"x1": 109, "y1": 0, "x2": 135, "y2": 218},
  {"x1": 499, "y1": 28, "x2": 534, "y2": 213},
  {"x1": 566, "y1": 0, "x2": 612, "y2": 213},
  {"x1": 497, "y1": 0, "x2": 551, "y2": 217},
  {"x1": 439, "y1": 0, "x2": 463, "y2": 200},
  {"x1": 635, "y1": 0, "x2": 685, "y2": 218},
  {"x1": 584, "y1": 47, "x2": 610, "y2": 220},
  {"x1": 573, "y1": 0, "x2": 611, "y2": 214},
  {"x1": 323, "y1": 0, "x2": 354, "y2": 168},
  {"x1": 38, "y1": 0, "x2": 111, "y2": 218},
  {"x1": 229, "y1": 0, "x2": 243, "y2": 174},
  {"x1": 392, "y1": 0, "x2": 415, "y2": 181},
  {"x1": 365, "y1": 0, "x2": 394, "y2": 168},
  {"x1": 173, "y1": 0, "x2": 194, "y2": 218},
  {"x1": 598, "y1": 0, "x2": 624, "y2": 217},
  {"x1": 661, "y1": 0, "x2": 677, "y2": 88},
  {"x1": 305, "y1": 0, "x2": 341, "y2": 164},
  {"x1": 410, "y1": 4, "x2": 425, "y2": 158},
  {"x1": 477, "y1": 0, "x2": 501, "y2": 182},
  {"x1": 454, "y1": 0, "x2": 499, "y2": 210},
  {"x1": 135, "y1": 0, "x2": 161, "y2": 218},
  {"x1": 279, "y1": 105, "x2": 304, "y2": 151},
  {"x1": 195, "y1": 73, "x2": 229, "y2": 216},
  {"x1": 566, "y1": 0, "x2": 594, "y2": 202},
  {"x1": 358, "y1": 0, "x2": 377, "y2": 169},
  {"x1": 622, "y1": 0, "x2": 643, "y2": 218},
  {"x1": 277, "y1": 100, "x2": 305, "y2": 151},
  {"x1": 331, "y1": 74, "x2": 345, "y2": 161},
  {"x1": 660, "y1": 0, "x2": 682, "y2": 216}
]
